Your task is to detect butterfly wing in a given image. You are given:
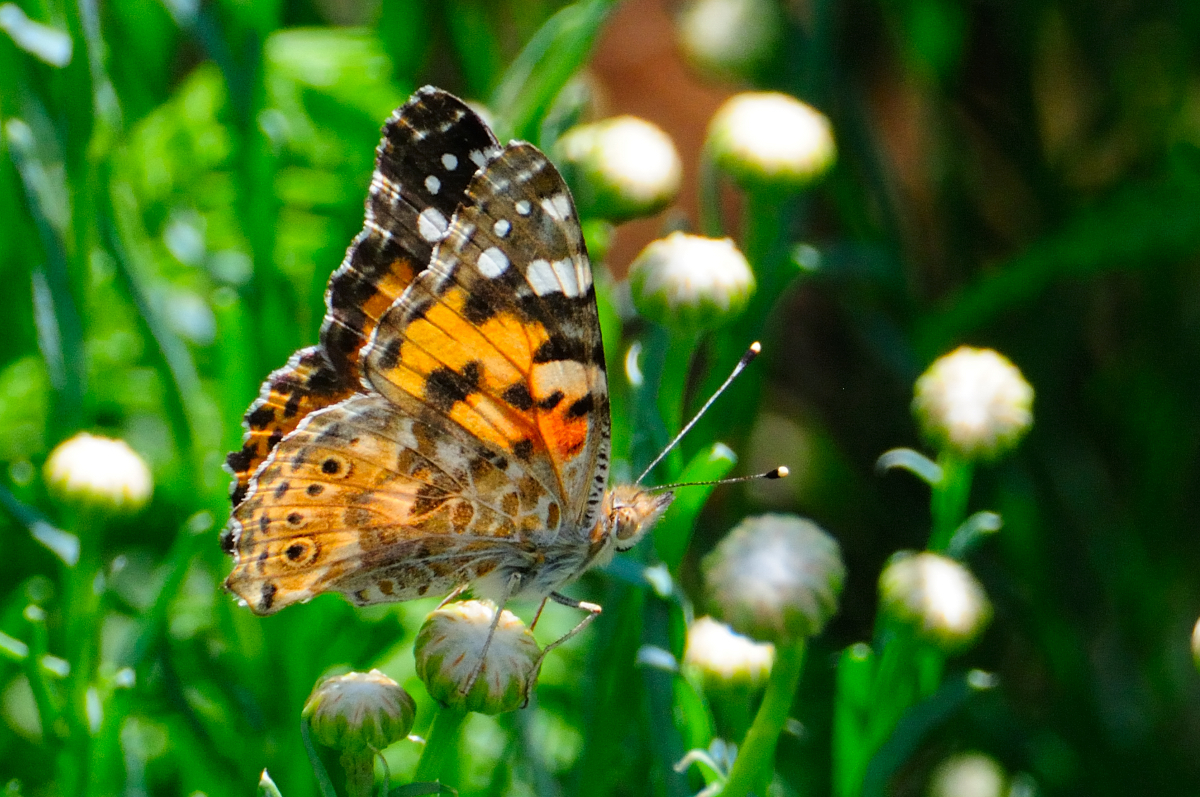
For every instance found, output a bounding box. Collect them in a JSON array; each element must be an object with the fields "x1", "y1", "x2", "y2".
[
  {"x1": 226, "y1": 392, "x2": 564, "y2": 614},
  {"x1": 225, "y1": 88, "x2": 500, "y2": 508},
  {"x1": 362, "y1": 142, "x2": 612, "y2": 532}
]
